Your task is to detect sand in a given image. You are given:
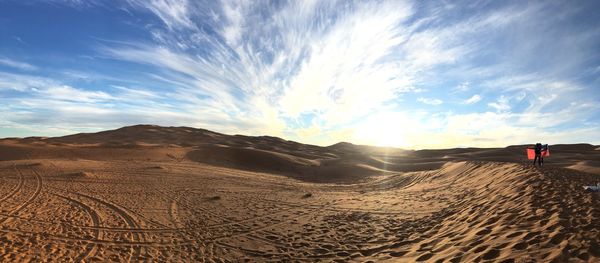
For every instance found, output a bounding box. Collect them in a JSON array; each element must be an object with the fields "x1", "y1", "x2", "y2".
[{"x1": 0, "y1": 125, "x2": 599, "y2": 262}]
